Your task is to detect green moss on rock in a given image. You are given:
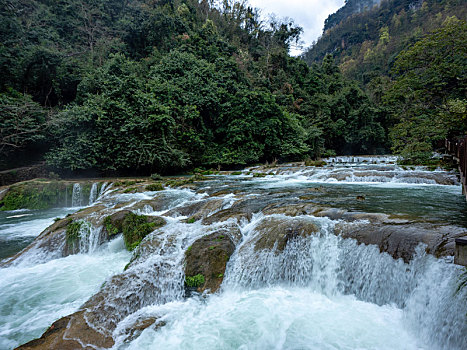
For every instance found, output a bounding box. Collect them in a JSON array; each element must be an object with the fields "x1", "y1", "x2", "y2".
[
  {"x1": 0, "y1": 181, "x2": 65, "y2": 210},
  {"x1": 185, "y1": 274, "x2": 205, "y2": 288},
  {"x1": 103, "y1": 216, "x2": 120, "y2": 237},
  {"x1": 304, "y1": 159, "x2": 326, "y2": 167},
  {"x1": 146, "y1": 183, "x2": 164, "y2": 191},
  {"x1": 121, "y1": 212, "x2": 165, "y2": 251},
  {"x1": 66, "y1": 220, "x2": 83, "y2": 244}
]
